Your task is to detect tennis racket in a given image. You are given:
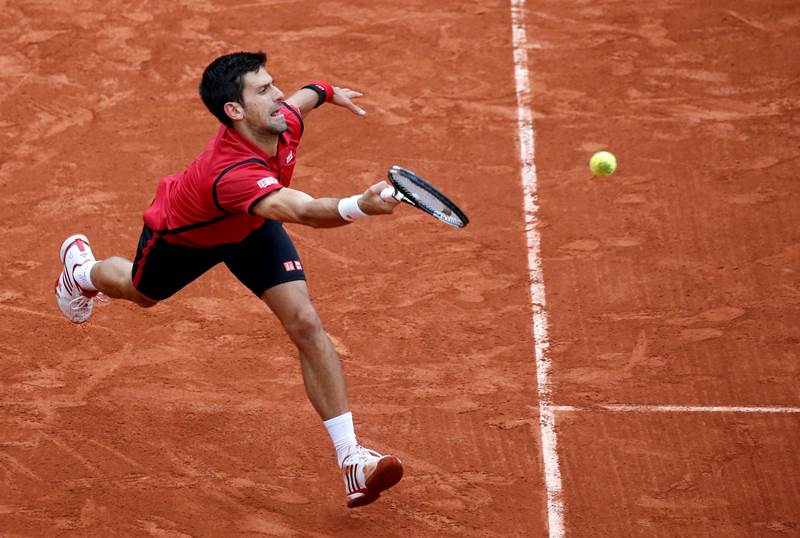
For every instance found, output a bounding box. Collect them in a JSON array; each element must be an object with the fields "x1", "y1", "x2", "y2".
[{"x1": 380, "y1": 165, "x2": 469, "y2": 228}]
